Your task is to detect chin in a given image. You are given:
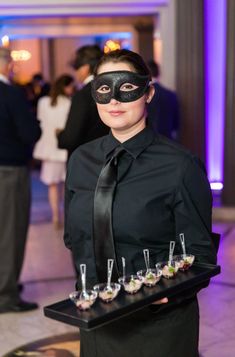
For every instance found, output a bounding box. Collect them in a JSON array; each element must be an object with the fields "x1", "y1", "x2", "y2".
[
  {"x1": 111, "y1": 125, "x2": 131, "y2": 132},
  {"x1": 102, "y1": 119, "x2": 126, "y2": 129}
]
